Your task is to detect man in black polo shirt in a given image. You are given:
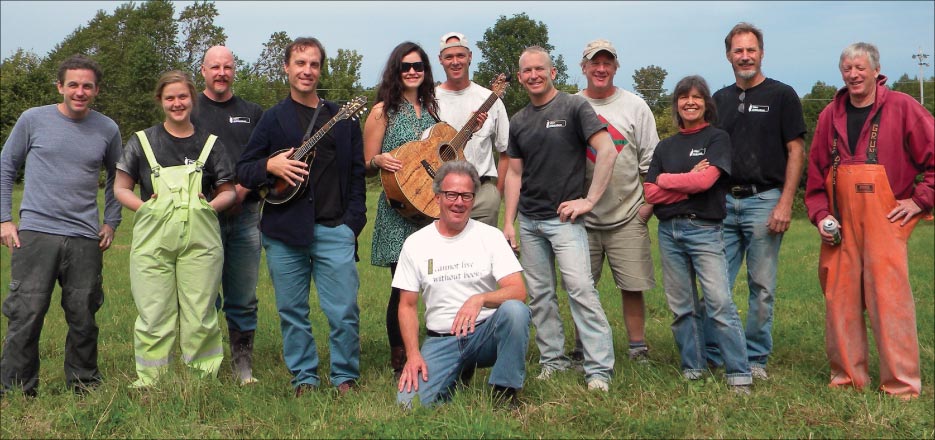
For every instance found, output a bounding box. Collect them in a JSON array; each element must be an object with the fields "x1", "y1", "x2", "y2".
[
  {"x1": 191, "y1": 45, "x2": 264, "y2": 385},
  {"x1": 710, "y1": 22, "x2": 806, "y2": 380}
]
